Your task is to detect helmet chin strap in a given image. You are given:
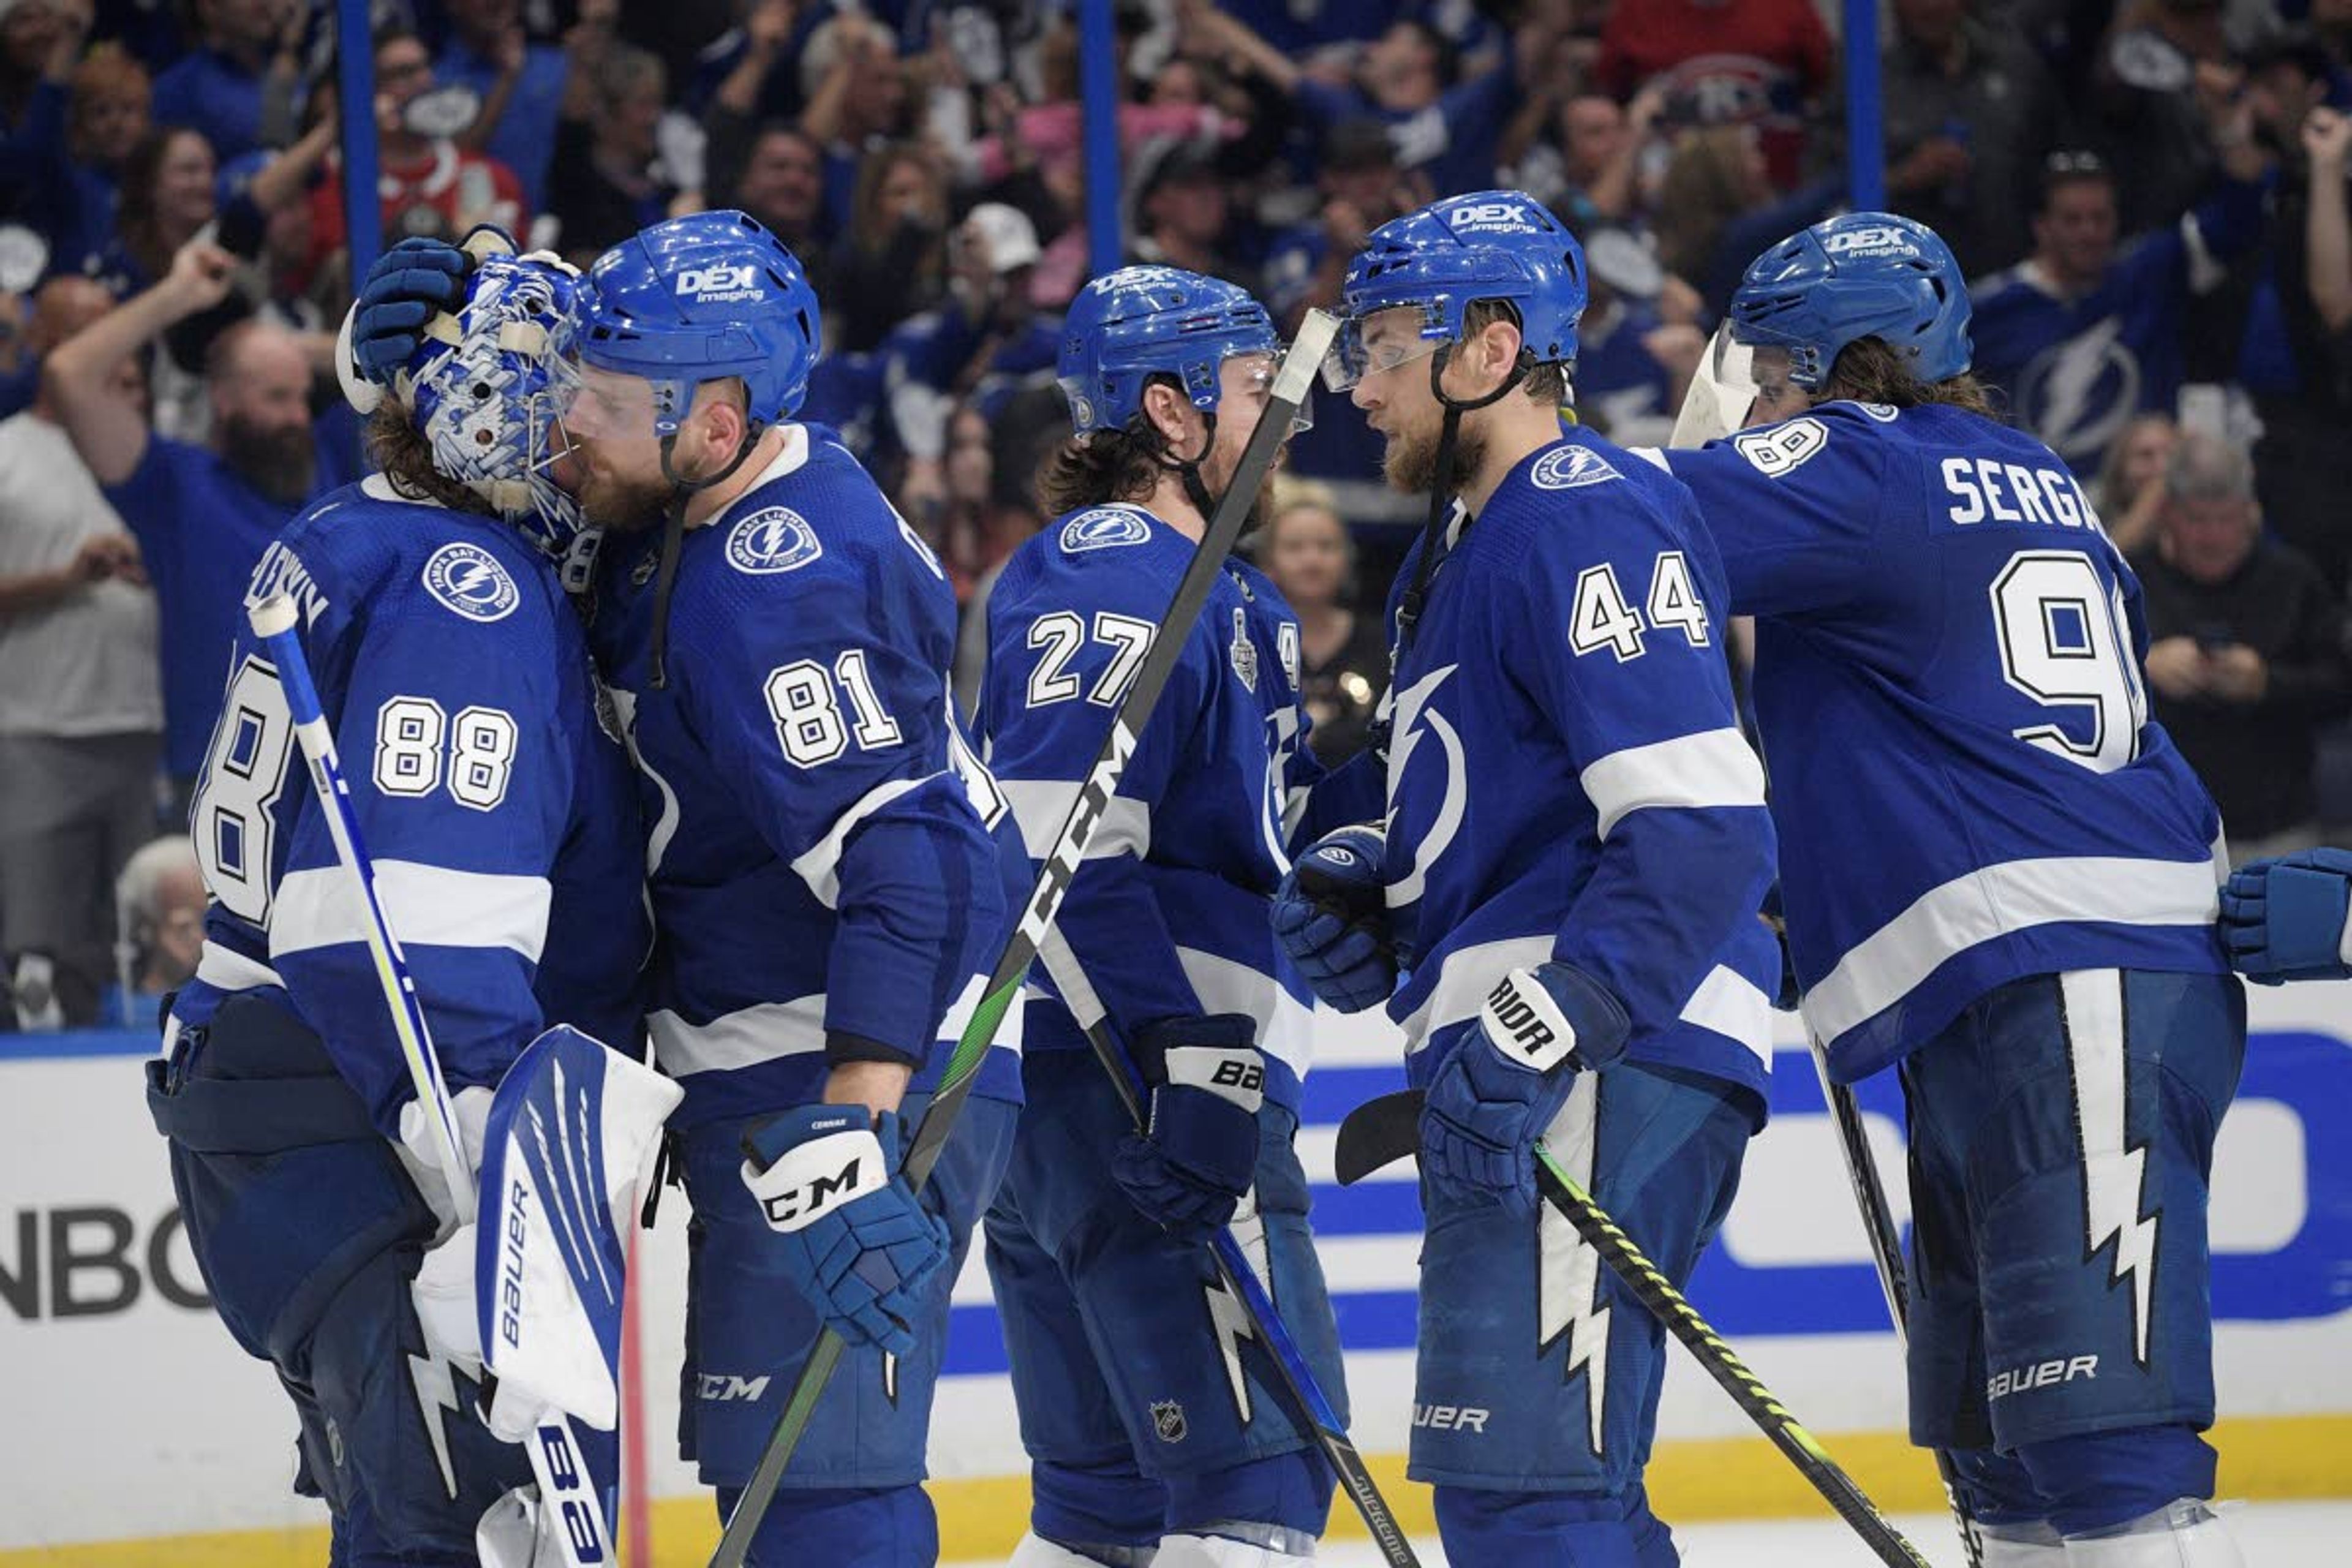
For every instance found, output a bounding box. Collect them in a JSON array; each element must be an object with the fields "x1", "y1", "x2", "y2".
[
  {"x1": 1395, "y1": 342, "x2": 1531, "y2": 650},
  {"x1": 647, "y1": 413, "x2": 766, "y2": 689},
  {"x1": 1150, "y1": 409, "x2": 1224, "y2": 534}
]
